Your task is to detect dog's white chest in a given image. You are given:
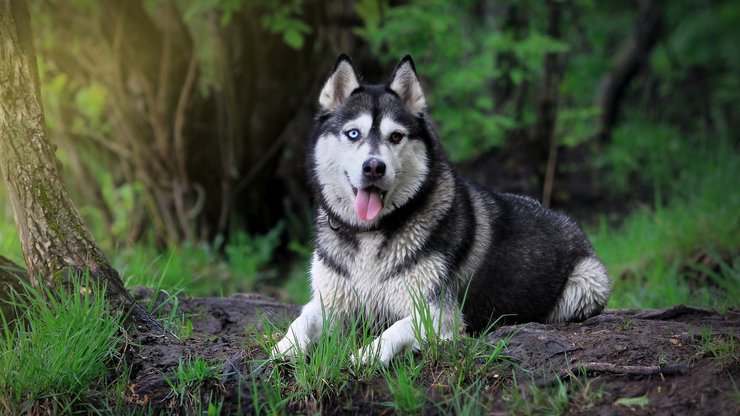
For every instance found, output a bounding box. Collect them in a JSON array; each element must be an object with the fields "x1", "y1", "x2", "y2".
[{"x1": 311, "y1": 231, "x2": 443, "y2": 322}]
